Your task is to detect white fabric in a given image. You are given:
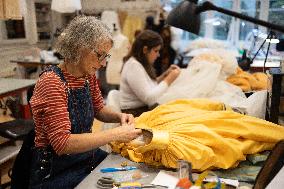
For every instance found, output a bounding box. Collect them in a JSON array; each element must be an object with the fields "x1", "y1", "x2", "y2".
[
  {"x1": 266, "y1": 165, "x2": 284, "y2": 189},
  {"x1": 120, "y1": 57, "x2": 168, "y2": 109},
  {"x1": 186, "y1": 48, "x2": 240, "y2": 59},
  {"x1": 157, "y1": 61, "x2": 267, "y2": 119},
  {"x1": 170, "y1": 27, "x2": 183, "y2": 53},
  {"x1": 103, "y1": 90, "x2": 121, "y2": 131},
  {"x1": 188, "y1": 49, "x2": 239, "y2": 79},
  {"x1": 106, "y1": 90, "x2": 121, "y2": 113},
  {"x1": 51, "y1": 0, "x2": 81, "y2": 13},
  {"x1": 106, "y1": 31, "x2": 129, "y2": 85},
  {"x1": 101, "y1": 10, "x2": 121, "y2": 32},
  {"x1": 184, "y1": 38, "x2": 229, "y2": 52}
]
